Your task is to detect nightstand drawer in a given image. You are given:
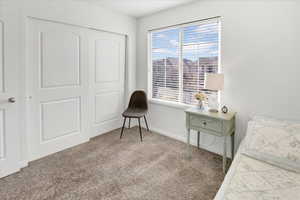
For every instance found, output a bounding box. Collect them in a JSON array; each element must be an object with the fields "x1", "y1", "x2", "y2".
[{"x1": 190, "y1": 114, "x2": 222, "y2": 132}]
